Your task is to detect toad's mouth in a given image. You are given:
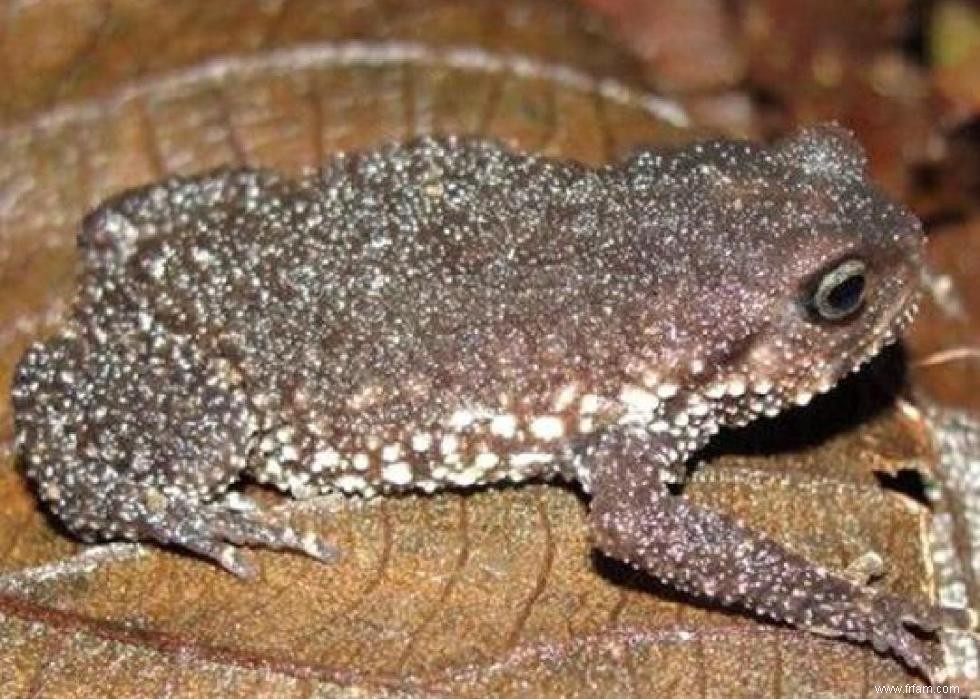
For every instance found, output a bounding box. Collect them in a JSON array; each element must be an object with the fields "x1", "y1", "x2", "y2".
[
  {"x1": 821, "y1": 280, "x2": 922, "y2": 392},
  {"x1": 781, "y1": 286, "x2": 922, "y2": 418},
  {"x1": 711, "y1": 278, "x2": 923, "y2": 430}
]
